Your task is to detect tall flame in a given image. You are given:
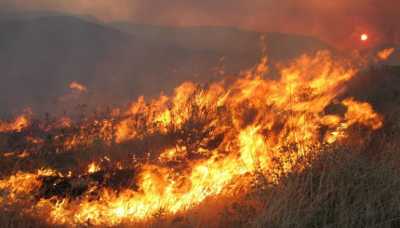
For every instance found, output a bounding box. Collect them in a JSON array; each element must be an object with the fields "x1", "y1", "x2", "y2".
[{"x1": 0, "y1": 51, "x2": 383, "y2": 226}]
